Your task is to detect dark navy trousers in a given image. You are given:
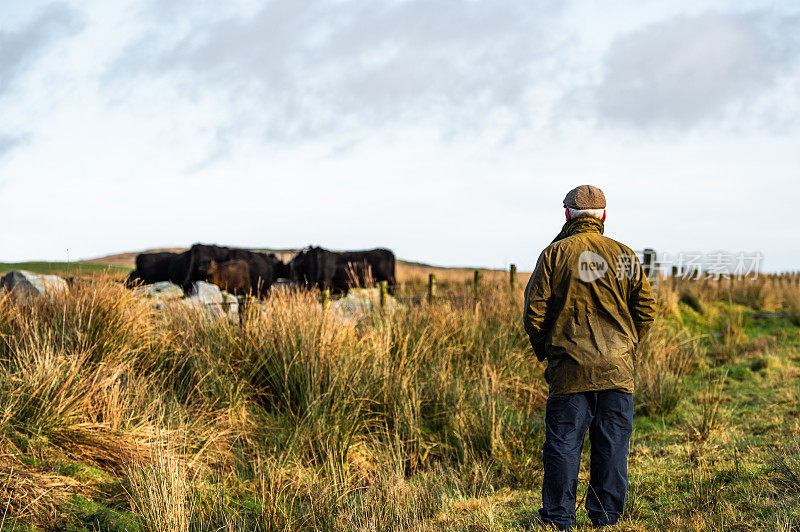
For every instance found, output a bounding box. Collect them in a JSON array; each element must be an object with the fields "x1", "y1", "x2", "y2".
[{"x1": 538, "y1": 390, "x2": 633, "y2": 530}]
